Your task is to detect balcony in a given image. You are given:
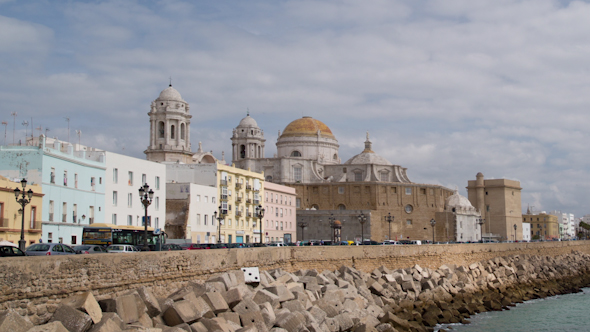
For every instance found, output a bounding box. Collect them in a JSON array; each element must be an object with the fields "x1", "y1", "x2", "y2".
[
  {"x1": 246, "y1": 184, "x2": 252, "y2": 191},
  {"x1": 221, "y1": 180, "x2": 228, "y2": 186},
  {"x1": 236, "y1": 197, "x2": 242, "y2": 202},
  {"x1": 73, "y1": 215, "x2": 77, "y2": 223},
  {"x1": 246, "y1": 199, "x2": 252, "y2": 204},
  {"x1": 28, "y1": 221, "x2": 42, "y2": 233},
  {"x1": 49, "y1": 213, "x2": 54, "y2": 222},
  {"x1": 0, "y1": 218, "x2": 8, "y2": 228},
  {"x1": 221, "y1": 194, "x2": 228, "y2": 201},
  {"x1": 235, "y1": 183, "x2": 242, "y2": 189},
  {"x1": 247, "y1": 212, "x2": 252, "y2": 217},
  {"x1": 236, "y1": 211, "x2": 243, "y2": 217},
  {"x1": 254, "y1": 200, "x2": 260, "y2": 205},
  {"x1": 62, "y1": 214, "x2": 67, "y2": 222}
]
